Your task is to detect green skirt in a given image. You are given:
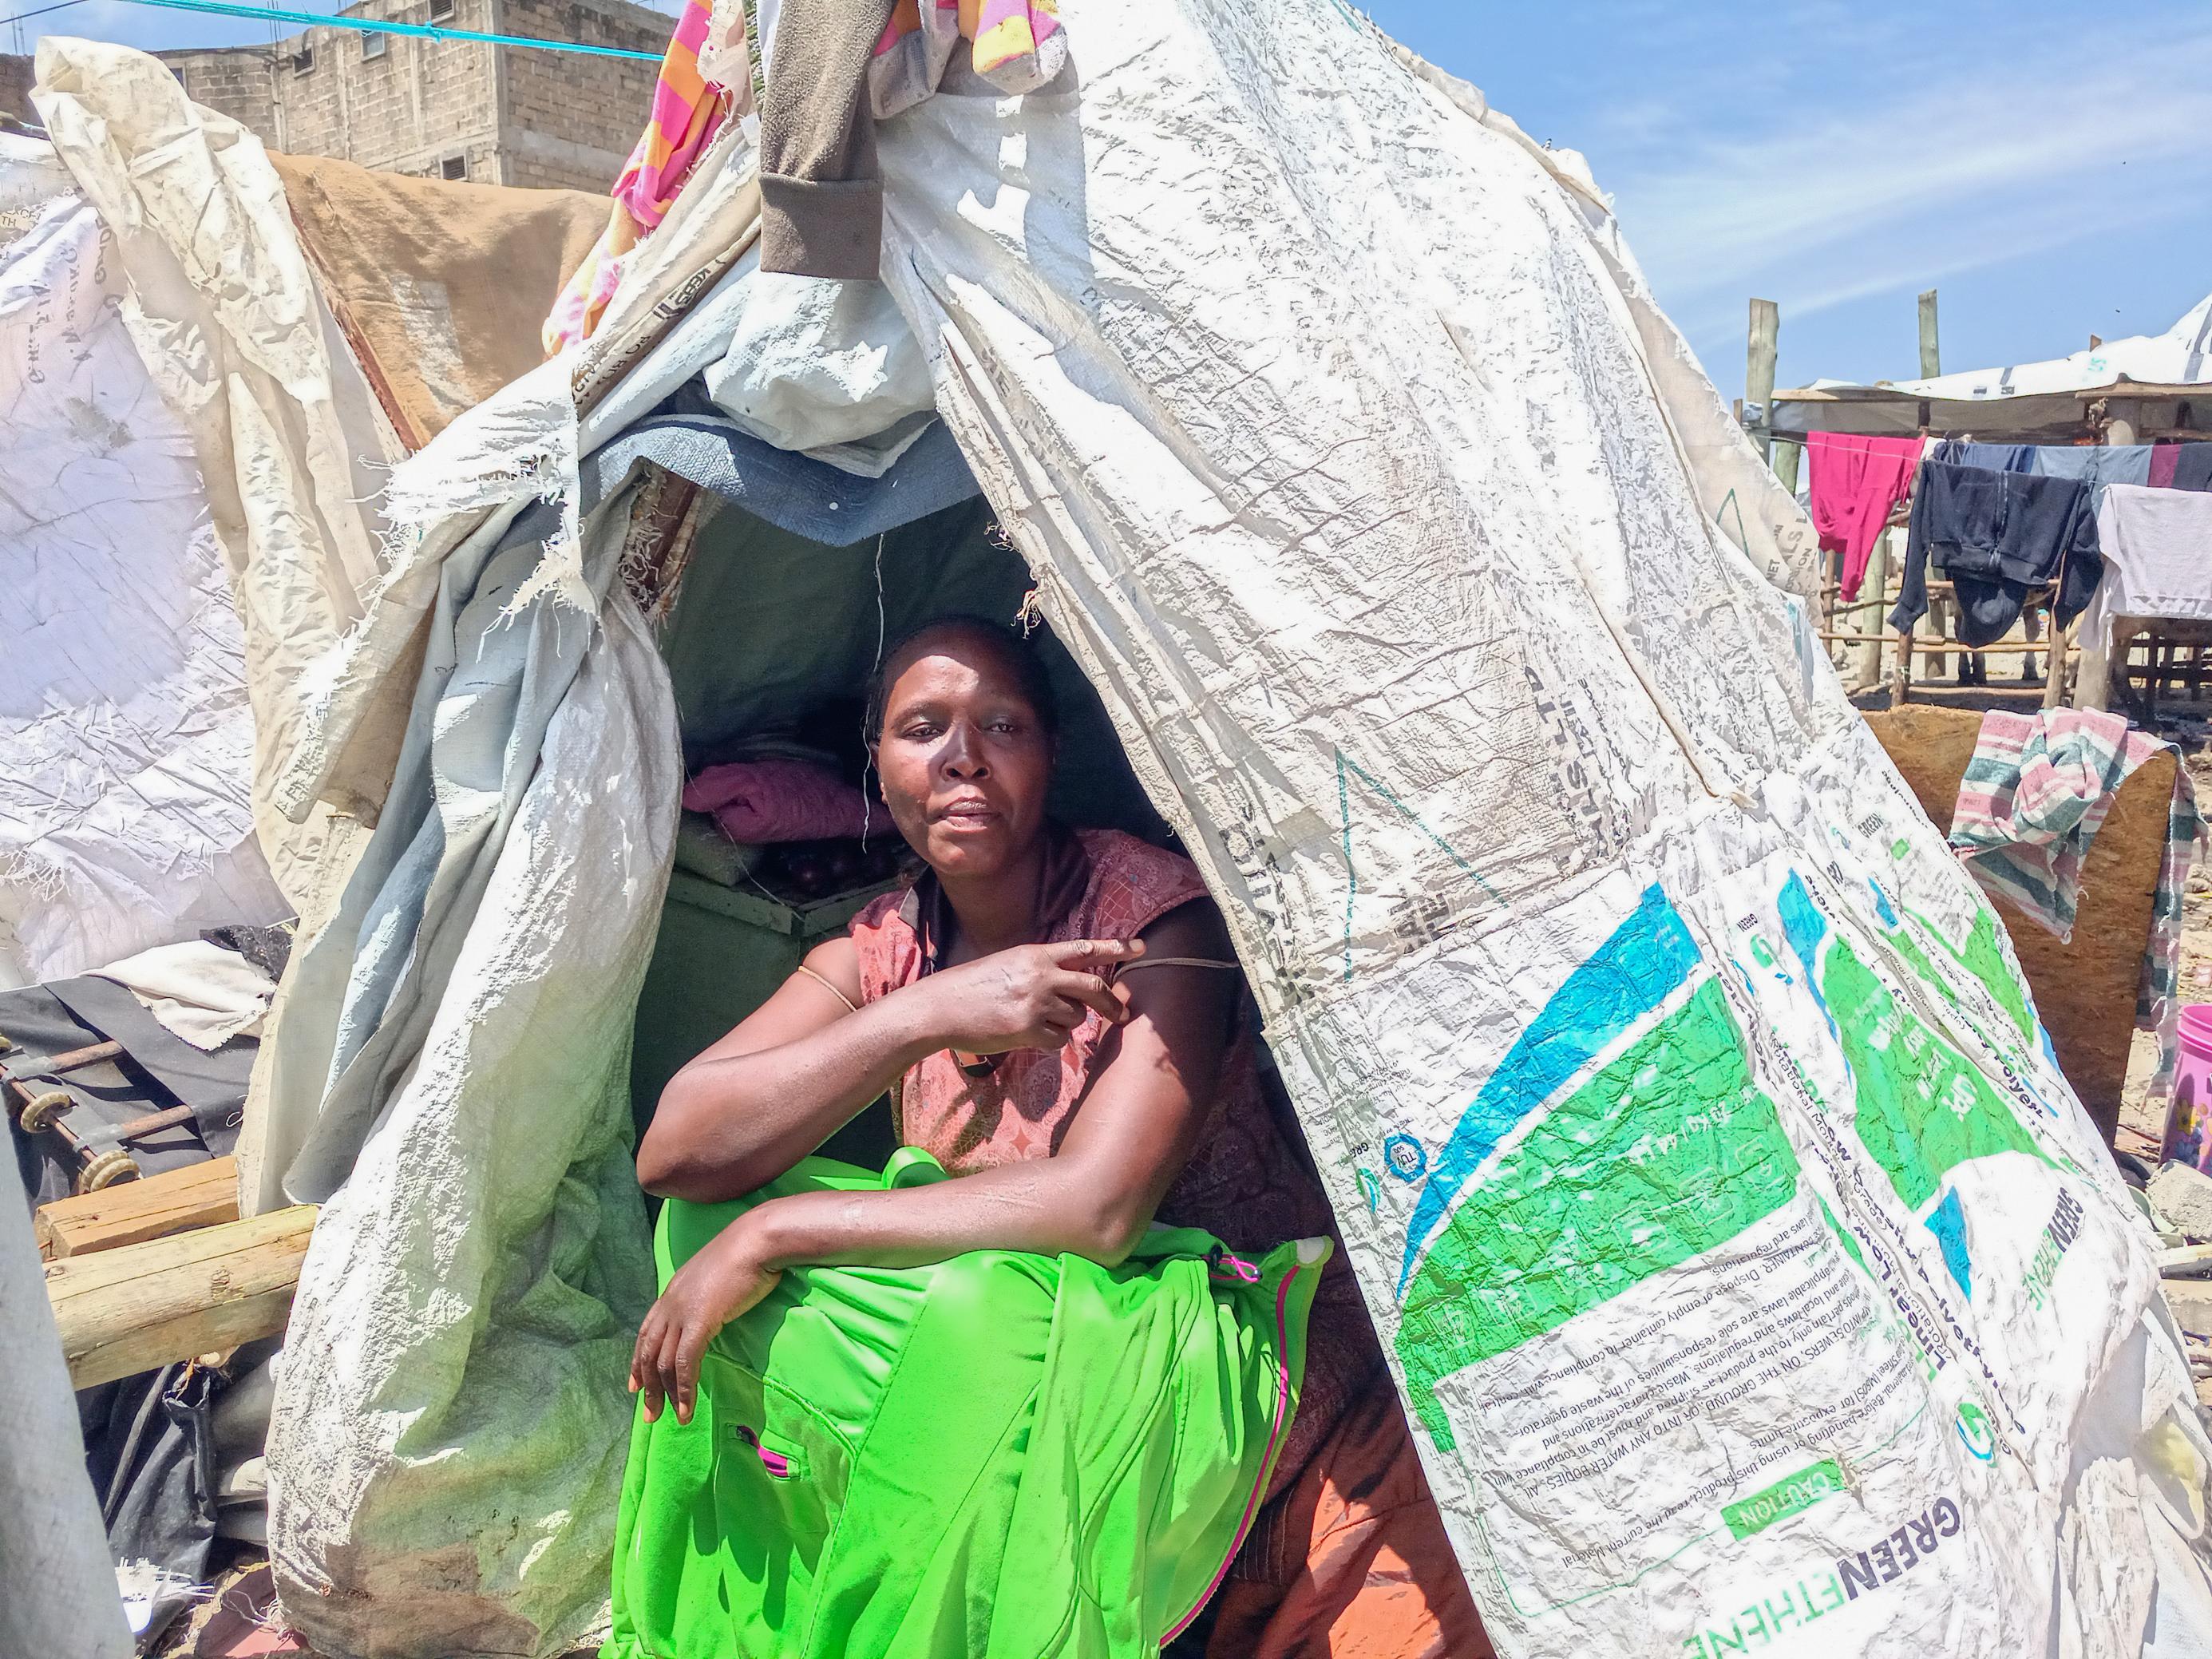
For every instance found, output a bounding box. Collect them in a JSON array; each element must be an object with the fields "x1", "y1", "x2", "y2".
[{"x1": 603, "y1": 1149, "x2": 1323, "y2": 1659}]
